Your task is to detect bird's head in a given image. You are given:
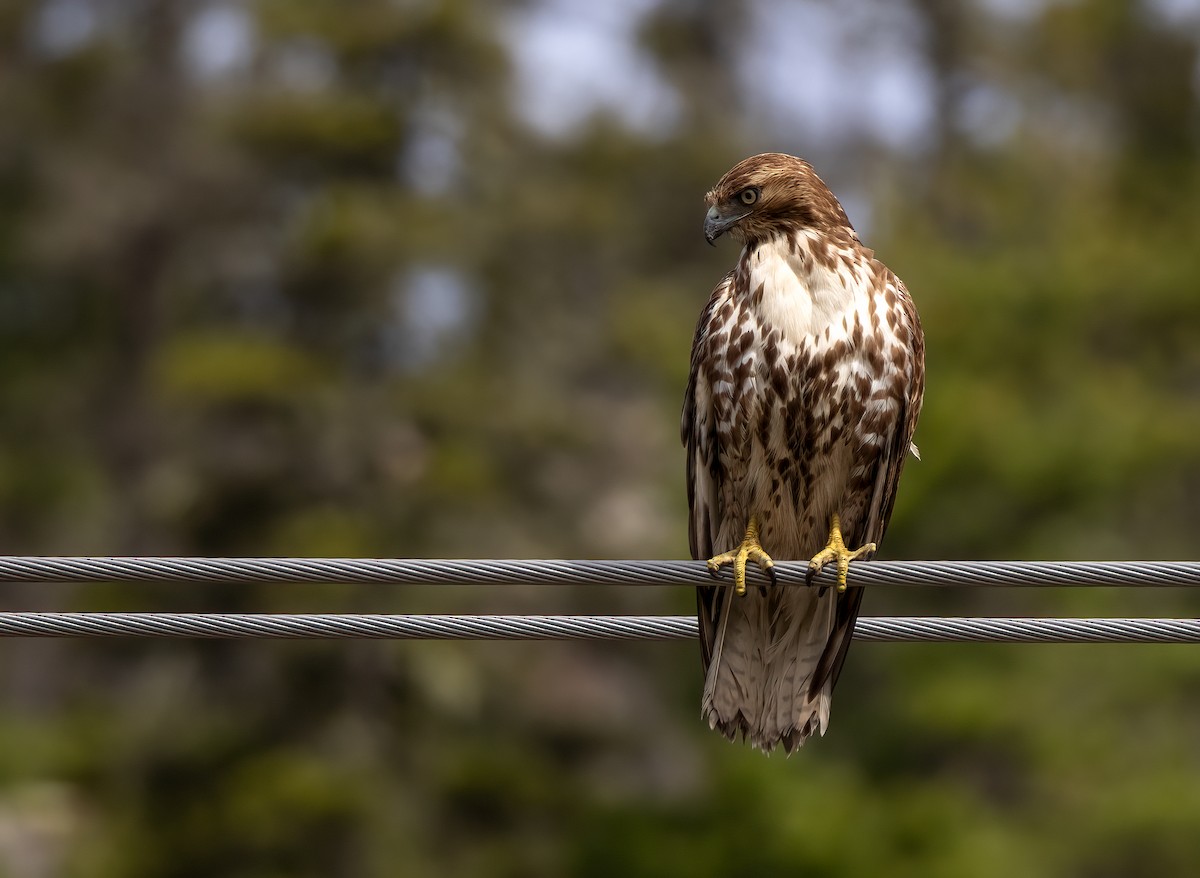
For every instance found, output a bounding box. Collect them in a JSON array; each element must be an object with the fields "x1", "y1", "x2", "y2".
[{"x1": 703, "y1": 153, "x2": 853, "y2": 246}]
